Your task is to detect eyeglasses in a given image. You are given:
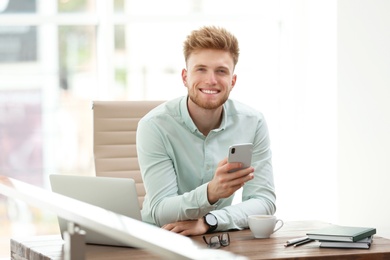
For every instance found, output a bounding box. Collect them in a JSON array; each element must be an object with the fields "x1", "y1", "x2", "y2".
[{"x1": 202, "y1": 232, "x2": 230, "y2": 249}]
